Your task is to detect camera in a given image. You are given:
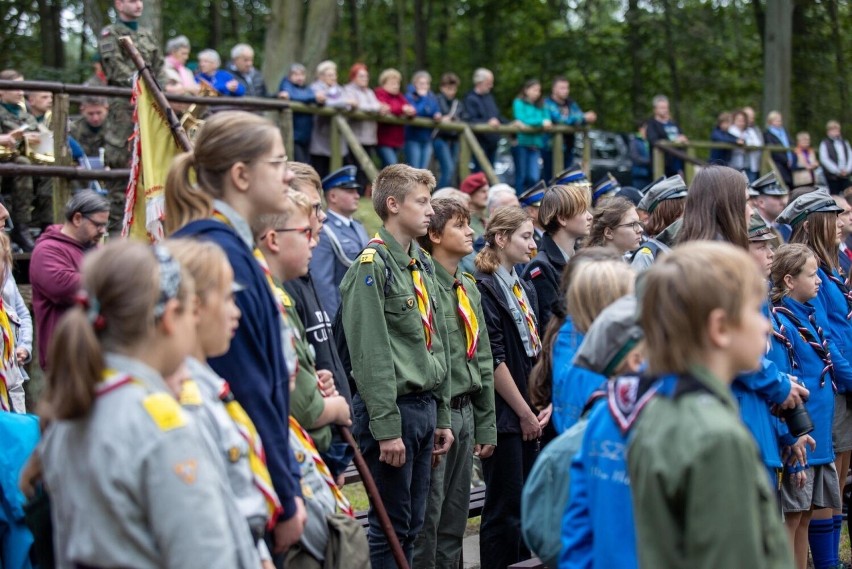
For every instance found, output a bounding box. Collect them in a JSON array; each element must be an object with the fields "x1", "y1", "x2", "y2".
[{"x1": 780, "y1": 404, "x2": 814, "y2": 438}]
